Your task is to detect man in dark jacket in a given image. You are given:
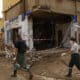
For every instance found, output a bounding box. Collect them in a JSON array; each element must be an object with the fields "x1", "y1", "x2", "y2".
[{"x1": 11, "y1": 35, "x2": 28, "y2": 77}]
